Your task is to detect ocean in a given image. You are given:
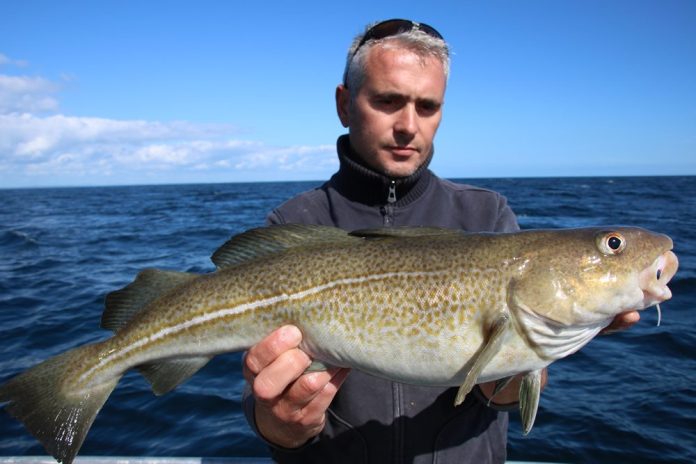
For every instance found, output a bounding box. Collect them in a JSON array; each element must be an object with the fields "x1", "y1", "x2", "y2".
[{"x1": 0, "y1": 176, "x2": 694, "y2": 463}]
